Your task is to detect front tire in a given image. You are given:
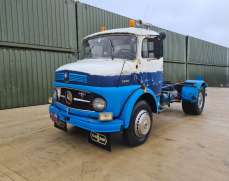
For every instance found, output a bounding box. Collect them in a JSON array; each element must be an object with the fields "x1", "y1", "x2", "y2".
[
  {"x1": 124, "y1": 100, "x2": 152, "y2": 147},
  {"x1": 182, "y1": 88, "x2": 205, "y2": 115}
]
